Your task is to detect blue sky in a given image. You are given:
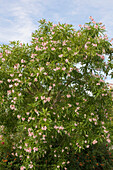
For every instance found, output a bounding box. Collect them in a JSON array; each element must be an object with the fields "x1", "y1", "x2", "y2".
[{"x1": 0, "y1": 0, "x2": 113, "y2": 83}]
